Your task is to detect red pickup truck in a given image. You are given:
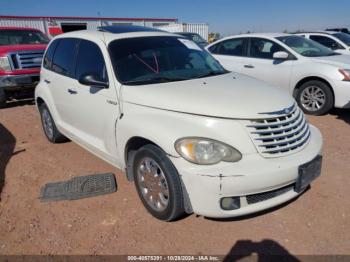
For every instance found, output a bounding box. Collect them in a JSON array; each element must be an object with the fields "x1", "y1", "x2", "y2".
[{"x1": 0, "y1": 27, "x2": 49, "y2": 107}]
